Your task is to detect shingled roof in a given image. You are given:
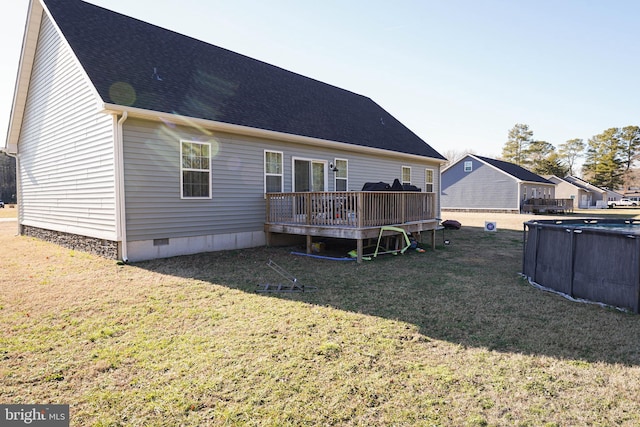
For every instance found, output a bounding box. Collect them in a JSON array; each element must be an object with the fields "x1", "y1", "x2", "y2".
[
  {"x1": 41, "y1": 0, "x2": 444, "y2": 160},
  {"x1": 474, "y1": 155, "x2": 552, "y2": 184}
]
